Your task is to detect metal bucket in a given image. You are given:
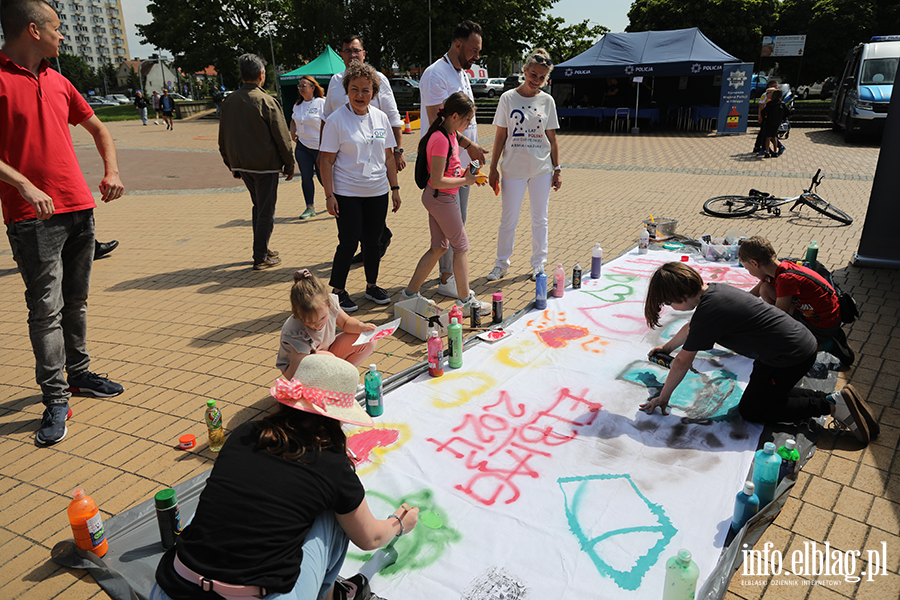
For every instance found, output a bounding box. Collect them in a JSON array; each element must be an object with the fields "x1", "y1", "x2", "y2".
[{"x1": 642, "y1": 218, "x2": 679, "y2": 241}]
